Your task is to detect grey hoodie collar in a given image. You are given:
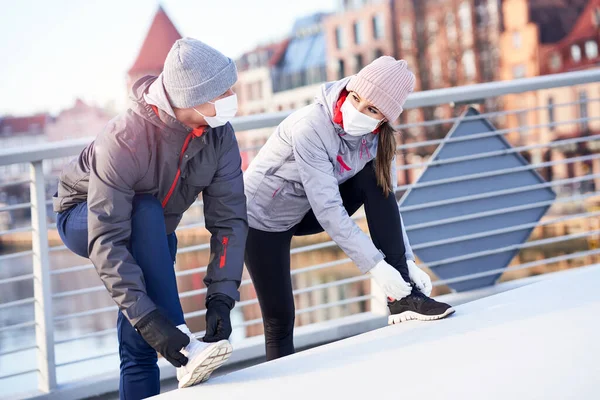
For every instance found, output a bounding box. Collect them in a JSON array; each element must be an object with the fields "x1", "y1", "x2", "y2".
[
  {"x1": 144, "y1": 74, "x2": 177, "y2": 119},
  {"x1": 129, "y1": 75, "x2": 193, "y2": 137}
]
